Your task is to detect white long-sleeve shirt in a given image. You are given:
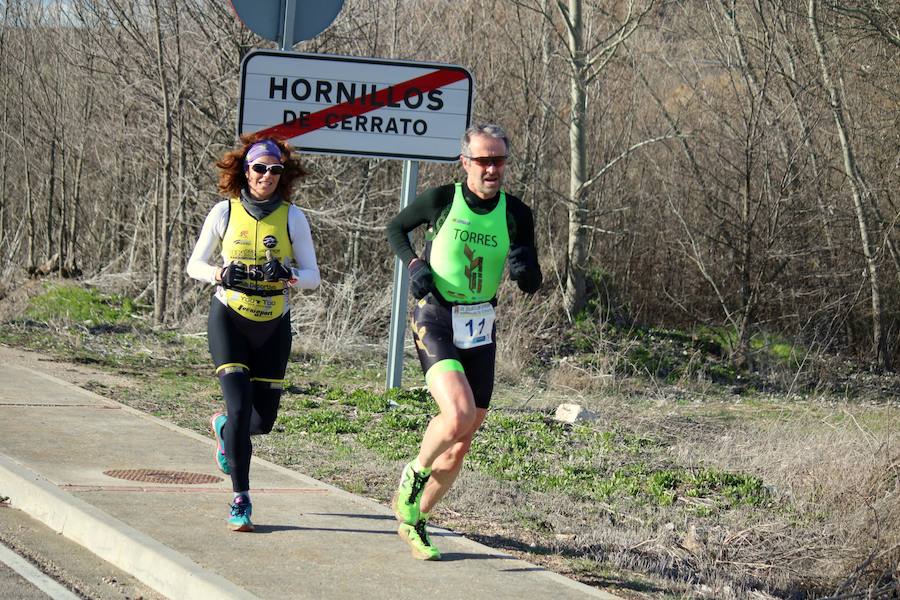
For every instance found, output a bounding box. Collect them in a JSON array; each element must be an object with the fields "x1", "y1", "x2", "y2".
[{"x1": 186, "y1": 200, "x2": 321, "y2": 307}]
